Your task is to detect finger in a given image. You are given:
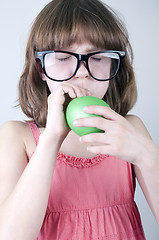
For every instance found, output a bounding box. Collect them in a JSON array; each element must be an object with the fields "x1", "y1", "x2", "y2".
[
  {"x1": 57, "y1": 84, "x2": 77, "y2": 99},
  {"x1": 87, "y1": 144, "x2": 111, "y2": 155},
  {"x1": 59, "y1": 82, "x2": 91, "y2": 98},
  {"x1": 83, "y1": 105, "x2": 121, "y2": 121},
  {"x1": 55, "y1": 84, "x2": 86, "y2": 104},
  {"x1": 72, "y1": 87, "x2": 90, "y2": 98},
  {"x1": 73, "y1": 116, "x2": 111, "y2": 131},
  {"x1": 87, "y1": 143, "x2": 124, "y2": 161},
  {"x1": 80, "y1": 132, "x2": 111, "y2": 145}
]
